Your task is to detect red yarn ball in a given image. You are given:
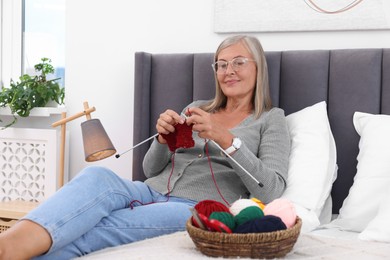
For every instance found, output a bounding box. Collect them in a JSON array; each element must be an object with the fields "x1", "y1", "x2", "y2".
[{"x1": 194, "y1": 200, "x2": 230, "y2": 218}]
